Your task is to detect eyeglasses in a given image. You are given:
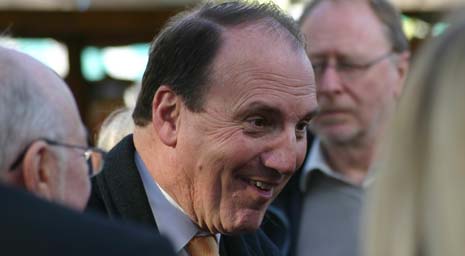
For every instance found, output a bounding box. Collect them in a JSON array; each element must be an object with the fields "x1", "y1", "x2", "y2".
[
  {"x1": 9, "y1": 138, "x2": 107, "y2": 177},
  {"x1": 311, "y1": 52, "x2": 393, "y2": 84}
]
